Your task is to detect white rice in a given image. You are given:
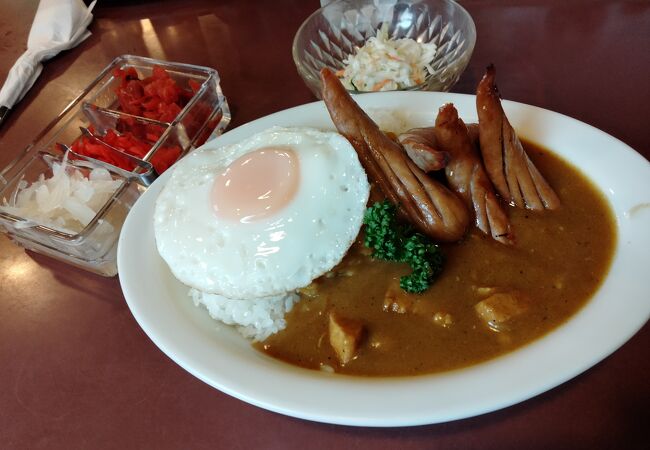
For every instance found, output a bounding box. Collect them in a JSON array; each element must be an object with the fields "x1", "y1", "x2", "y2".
[{"x1": 189, "y1": 288, "x2": 300, "y2": 341}]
